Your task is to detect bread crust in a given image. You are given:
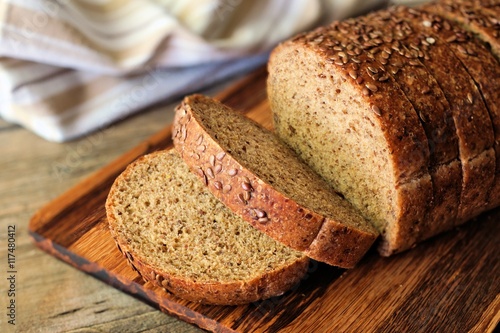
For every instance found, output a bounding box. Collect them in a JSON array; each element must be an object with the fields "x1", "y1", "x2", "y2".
[
  {"x1": 105, "y1": 150, "x2": 310, "y2": 305},
  {"x1": 394, "y1": 6, "x2": 496, "y2": 222},
  {"x1": 419, "y1": 4, "x2": 500, "y2": 212},
  {"x1": 425, "y1": 1, "x2": 500, "y2": 60},
  {"x1": 325, "y1": 12, "x2": 465, "y2": 253},
  {"x1": 173, "y1": 95, "x2": 378, "y2": 268}
]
